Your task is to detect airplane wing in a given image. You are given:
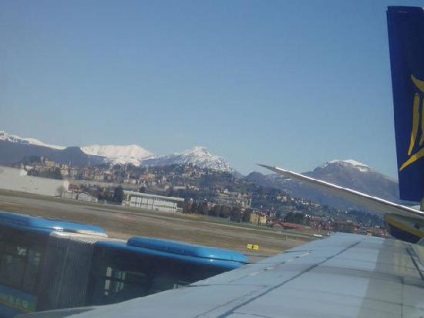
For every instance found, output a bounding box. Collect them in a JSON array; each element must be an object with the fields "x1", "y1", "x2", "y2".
[
  {"x1": 258, "y1": 164, "x2": 424, "y2": 220},
  {"x1": 19, "y1": 233, "x2": 424, "y2": 317}
]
